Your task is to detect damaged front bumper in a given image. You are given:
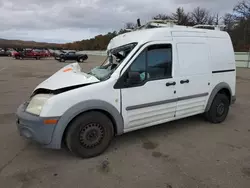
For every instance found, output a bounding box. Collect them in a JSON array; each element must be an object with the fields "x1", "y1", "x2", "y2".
[{"x1": 16, "y1": 103, "x2": 60, "y2": 146}]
